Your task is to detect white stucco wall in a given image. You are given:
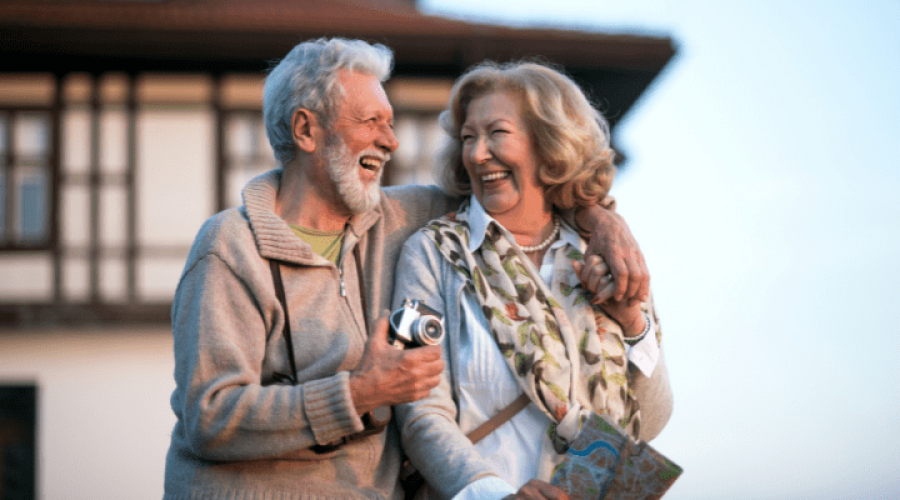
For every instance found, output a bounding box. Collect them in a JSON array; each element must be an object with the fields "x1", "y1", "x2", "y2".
[{"x1": 0, "y1": 326, "x2": 176, "y2": 500}]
